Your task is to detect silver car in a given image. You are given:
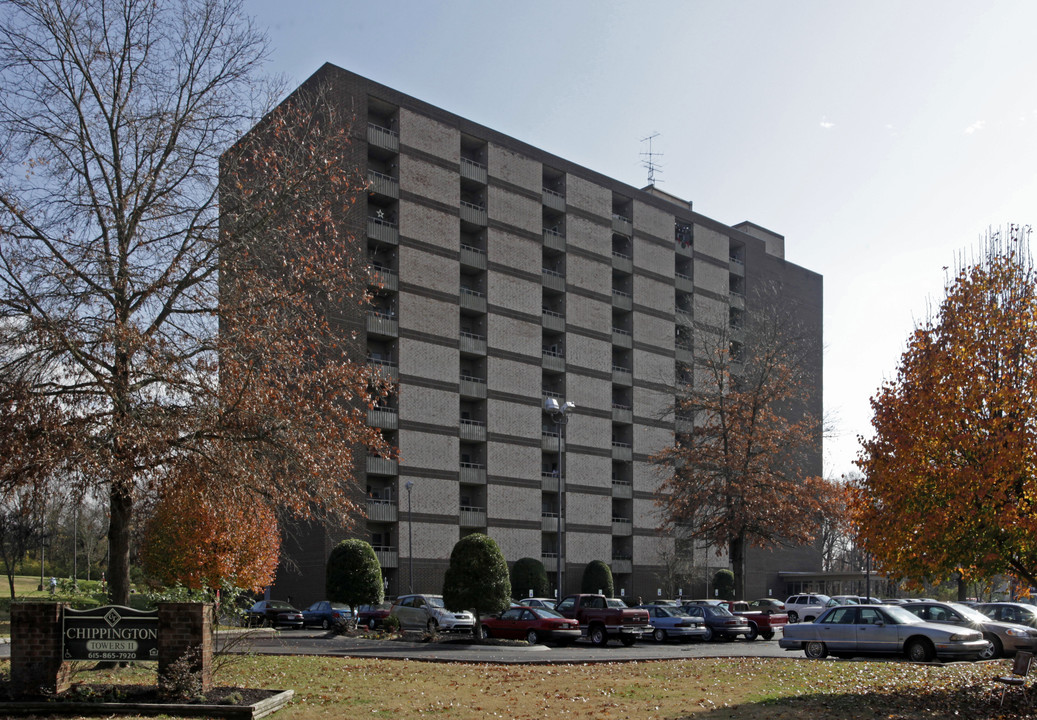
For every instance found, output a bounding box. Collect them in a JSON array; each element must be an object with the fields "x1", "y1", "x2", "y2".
[
  {"x1": 902, "y1": 601, "x2": 1037, "y2": 659},
  {"x1": 780, "y1": 604, "x2": 988, "y2": 661},
  {"x1": 976, "y1": 602, "x2": 1037, "y2": 629},
  {"x1": 390, "y1": 594, "x2": 475, "y2": 633}
]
